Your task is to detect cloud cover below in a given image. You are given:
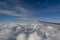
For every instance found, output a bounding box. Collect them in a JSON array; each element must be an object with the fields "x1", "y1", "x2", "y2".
[{"x1": 0, "y1": 23, "x2": 60, "y2": 40}]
